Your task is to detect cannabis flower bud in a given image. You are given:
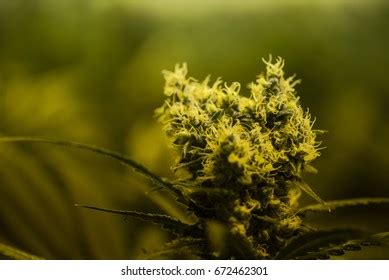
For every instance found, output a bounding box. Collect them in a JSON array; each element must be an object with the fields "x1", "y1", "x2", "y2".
[{"x1": 156, "y1": 57, "x2": 322, "y2": 258}]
